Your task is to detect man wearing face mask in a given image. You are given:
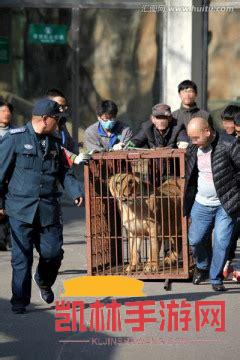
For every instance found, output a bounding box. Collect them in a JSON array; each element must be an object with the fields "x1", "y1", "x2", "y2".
[
  {"x1": 130, "y1": 103, "x2": 188, "y2": 148},
  {"x1": 84, "y1": 100, "x2": 132, "y2": 152}
]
